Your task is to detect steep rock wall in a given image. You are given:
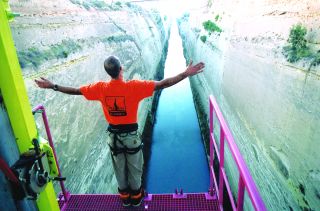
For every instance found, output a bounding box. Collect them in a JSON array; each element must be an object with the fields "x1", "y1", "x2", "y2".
[
  {"x1": 10, "y1": 0, "x2": 169, "y2": 194},
  {"x1": 178, "y1": 0, "x2": 319, "y2": 210}
]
